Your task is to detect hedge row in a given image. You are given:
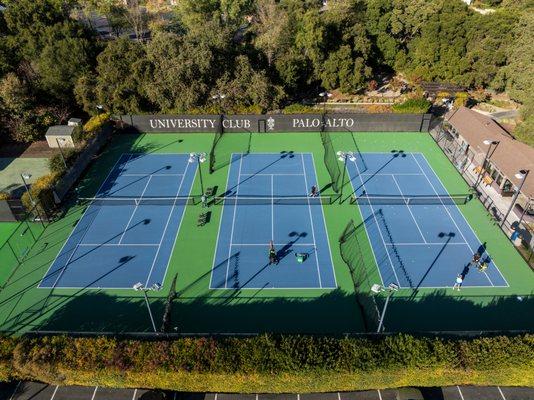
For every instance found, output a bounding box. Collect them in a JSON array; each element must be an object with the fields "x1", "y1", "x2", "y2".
[{"x1": 1, "y1": 334, "x2": 533, "y2": 390}]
